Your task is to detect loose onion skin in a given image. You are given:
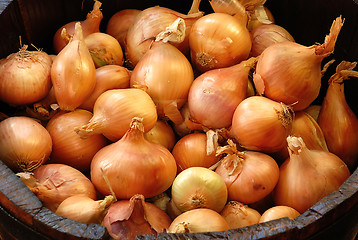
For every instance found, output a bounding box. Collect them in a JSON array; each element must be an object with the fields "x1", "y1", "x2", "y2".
[
  {"x1": 259, "y1": 205, "x2": 300, "y2": 223},
  {"x1": 230, "y1": 96, "x2": 294, "y2": 152},
  {"x1": 75, "y1": 88, "x2": 157, "y2": 142},
  {"x1": 46, "y1": 109, "x2": 108, "y2": 172},
  {"x1": 215, "y1": 141, "x2": 280, "y2": 204},
  {"x1": 79, "y1": 65, "x2": 131, "y2": 112},
  {"x1": 51, "y1": 22, "x2": 97, "y2": 111},
  {"x1": 171, "y1": 167, "x2": 228, "y2": 213},
  {"x1": 188, "y1": 57, "x2": 257, "y2": 129},
  {"x1": 253, "y1": 16, "x2": 344, "y2": 111},
  {"x1": 172, "y1": 133, "x2": 221, "y2": 173},
  {"x1": 273, "y1": 136, "x2": 350, "y2": 213},
  {"x1": 90, "y1": 118, "x2": 177, "y2": 199},
  {"x1": 53, "y1": 0, "x2": 103, "y2": 53},
  {"x1": 220, "y1": 201, "x2": 261, "y2": 229},
  {"x1": 247, "y1": 5, "x2": 275, "y2": 31},
  {"x1": 189, "y1": 12, "x2": 252, "y2": 73},
  {"x1": 0, "y1": 116, "x2": 52, "y2": 172},
  {"x1": 0, "y1": 46, "x2": 52, "y2": 106},
  {"x1": 168, "y1": 208, "x2": 229, "y2": 233},
  {"x1": 103, "y1": 194, "x2": 172, "y2": 240}
]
